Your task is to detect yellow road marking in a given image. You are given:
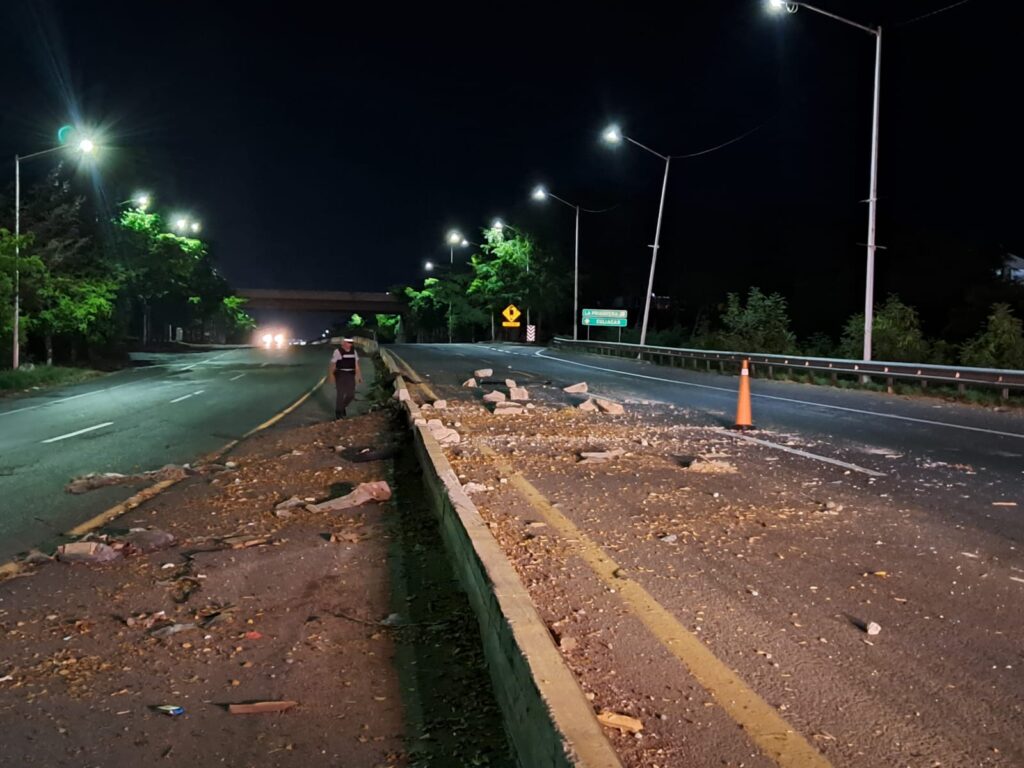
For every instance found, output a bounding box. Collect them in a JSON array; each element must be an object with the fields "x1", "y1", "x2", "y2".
[
  {"x1": 385, "y1": 350, "x2": 439, "y2": 402},
  {"x1": 482, "y1": 446, "x2": 833, "y2": 768}
]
